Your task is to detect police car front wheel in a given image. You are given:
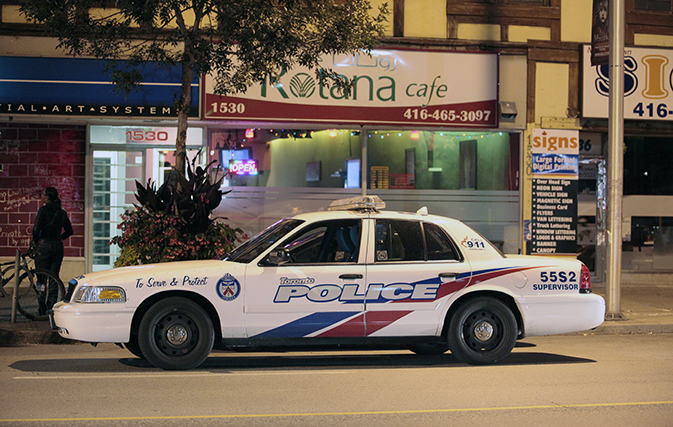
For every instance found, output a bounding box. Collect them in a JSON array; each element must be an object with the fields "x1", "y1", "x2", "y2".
[
  {"x1": 124, "y1": 332, "x2": 144, "y2": 359},
  {"x1": 447, "y1": 297, "x2": 517, "y2": 365},
  {"x1": 138, "y1": 297, "x2": 215, "y2": 370}
]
